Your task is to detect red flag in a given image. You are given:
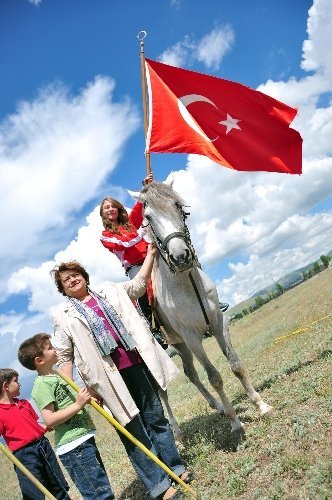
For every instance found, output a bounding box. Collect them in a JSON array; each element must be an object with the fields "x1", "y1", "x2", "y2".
[{"x1": 145, "y1": 58, "x2": 302, "y2": 174}]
